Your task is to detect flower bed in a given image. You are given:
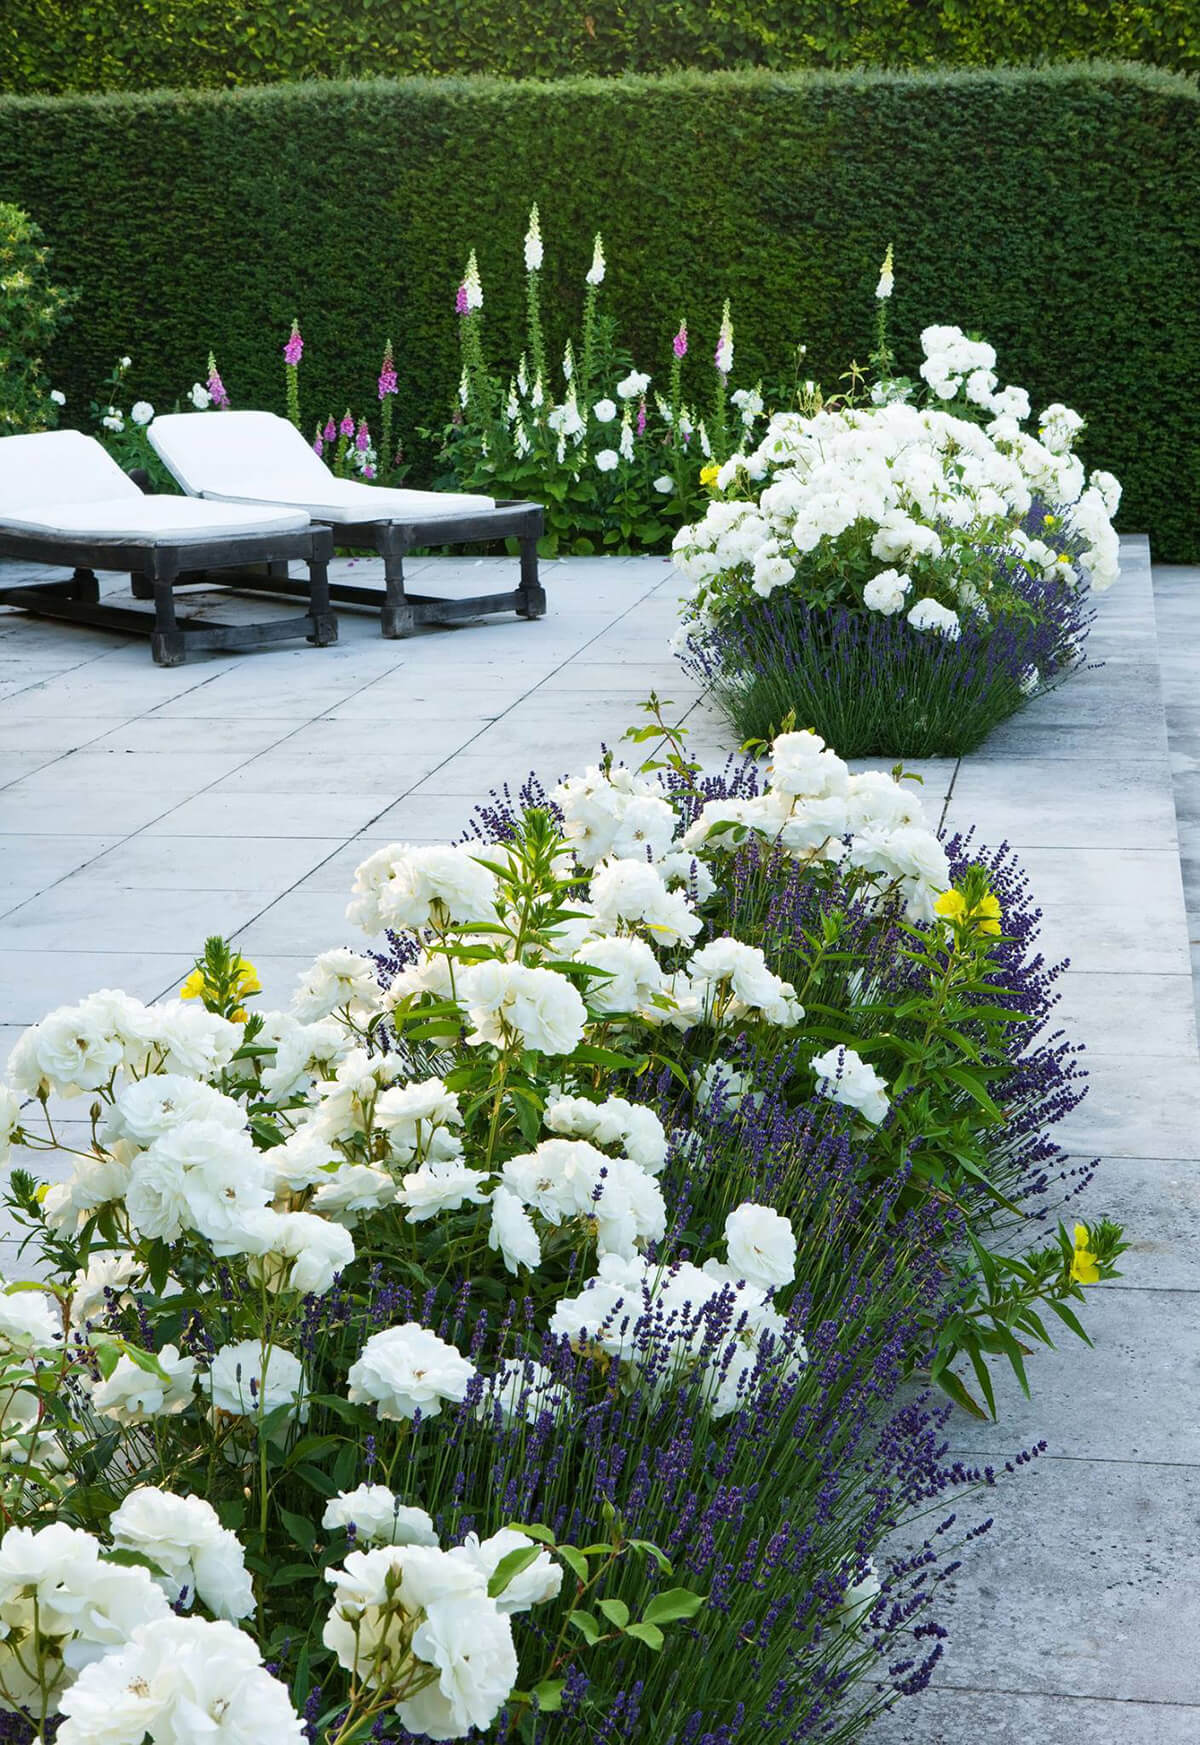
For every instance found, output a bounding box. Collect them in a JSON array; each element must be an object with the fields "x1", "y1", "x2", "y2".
[
  {"x1": 0, "y1": 730, "x2": 1122, "y2": 1743},
  {"x1": 673, "y1": 303, "x2": 1122, "y2": 756}
]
